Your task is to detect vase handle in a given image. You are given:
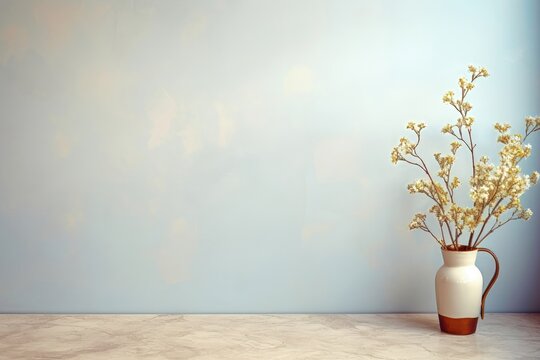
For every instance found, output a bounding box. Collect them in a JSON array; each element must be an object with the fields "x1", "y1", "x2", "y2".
[{"x1": 477, "y1": 247, "x2": 500, "y2": 320}]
